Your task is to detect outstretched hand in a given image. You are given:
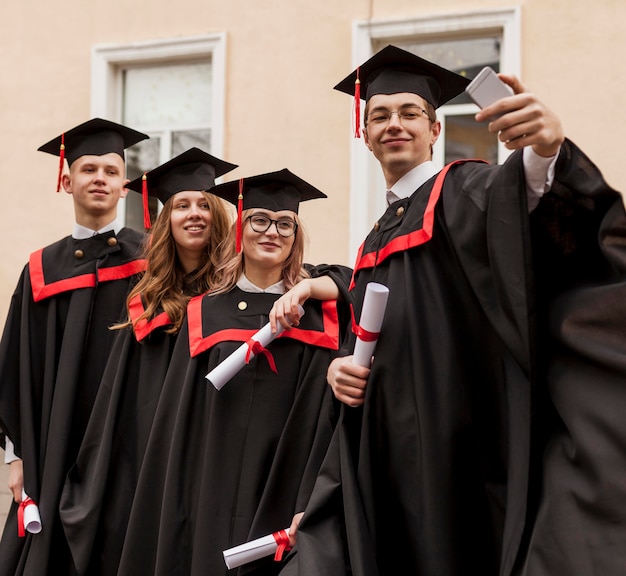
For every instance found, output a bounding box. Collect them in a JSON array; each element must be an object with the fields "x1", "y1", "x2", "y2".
[{"x1": 476, "y1": 74, "x2": 565, "y2": 158}]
